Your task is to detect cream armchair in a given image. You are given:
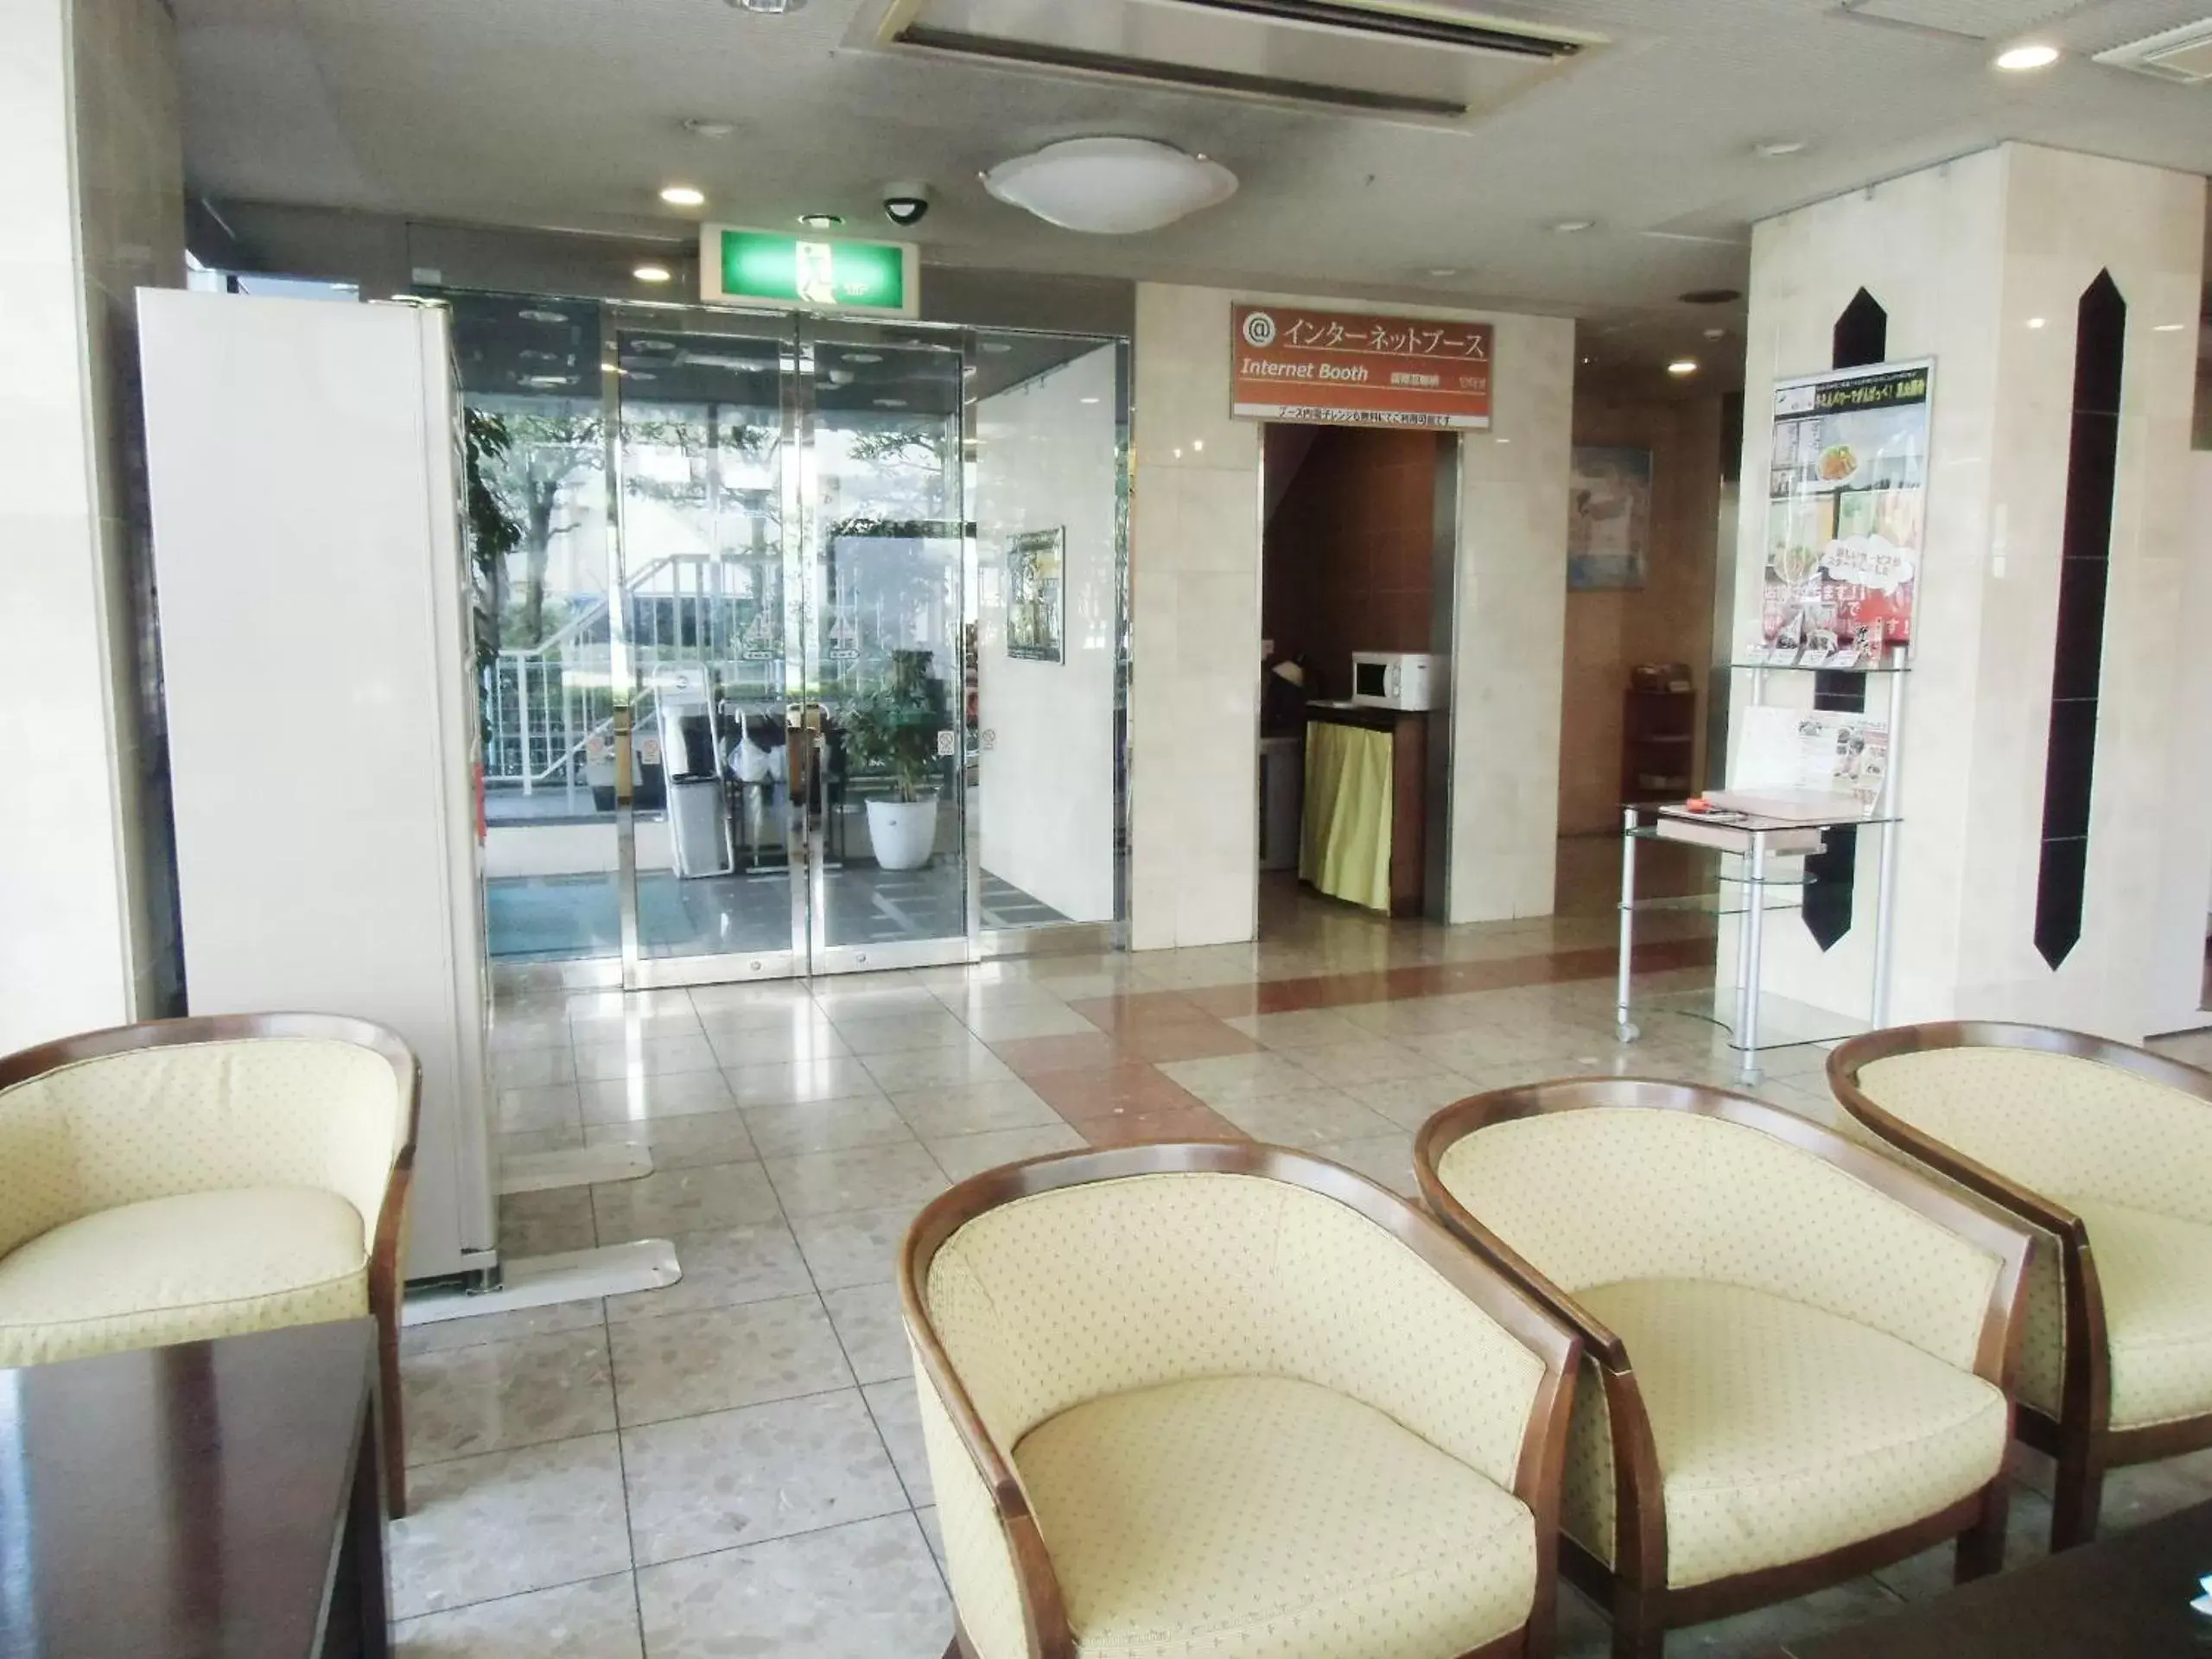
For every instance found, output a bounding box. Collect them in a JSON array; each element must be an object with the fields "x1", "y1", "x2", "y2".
[
  {"x1": 1415, "y1": 1079, "x2": 2031, "y2": 1659},
  {"x1": 900, "y1": 1141, "x2": 1581, "y2": 1659},
  {"x1": 1831, "y1": 1022, "x2": 2212, "y2": 1550},
  {"x1": 0, "y1": 1014, "x2": 418, "y2": 1514}
]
